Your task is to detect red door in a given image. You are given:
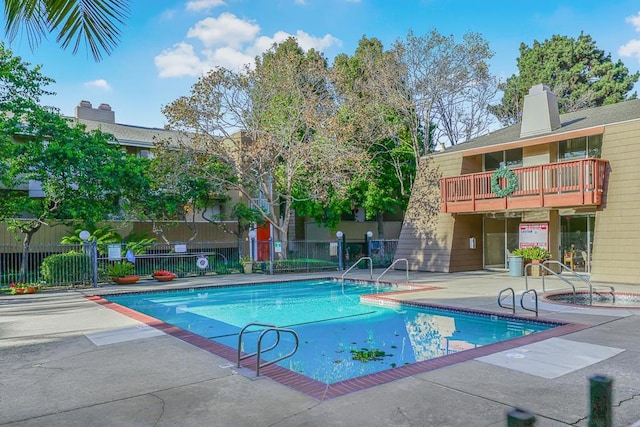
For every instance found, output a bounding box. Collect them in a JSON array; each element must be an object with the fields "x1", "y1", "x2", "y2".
[{"x1": 256, "y1": 223, "x2": 271, "y2": 261}]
